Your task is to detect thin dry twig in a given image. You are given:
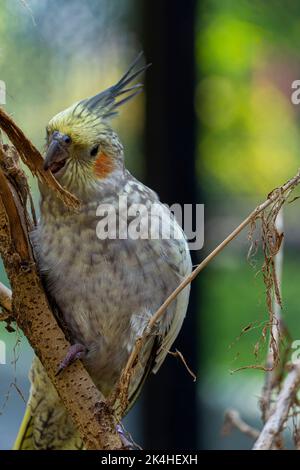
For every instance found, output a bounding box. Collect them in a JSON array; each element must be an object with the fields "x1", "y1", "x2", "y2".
[
  {"x1": 19, "y1": 0, "x2": 37, "y2": 25},
  {"x1": 167, "y1": 349, "x2": 197, "y2": 382}
]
